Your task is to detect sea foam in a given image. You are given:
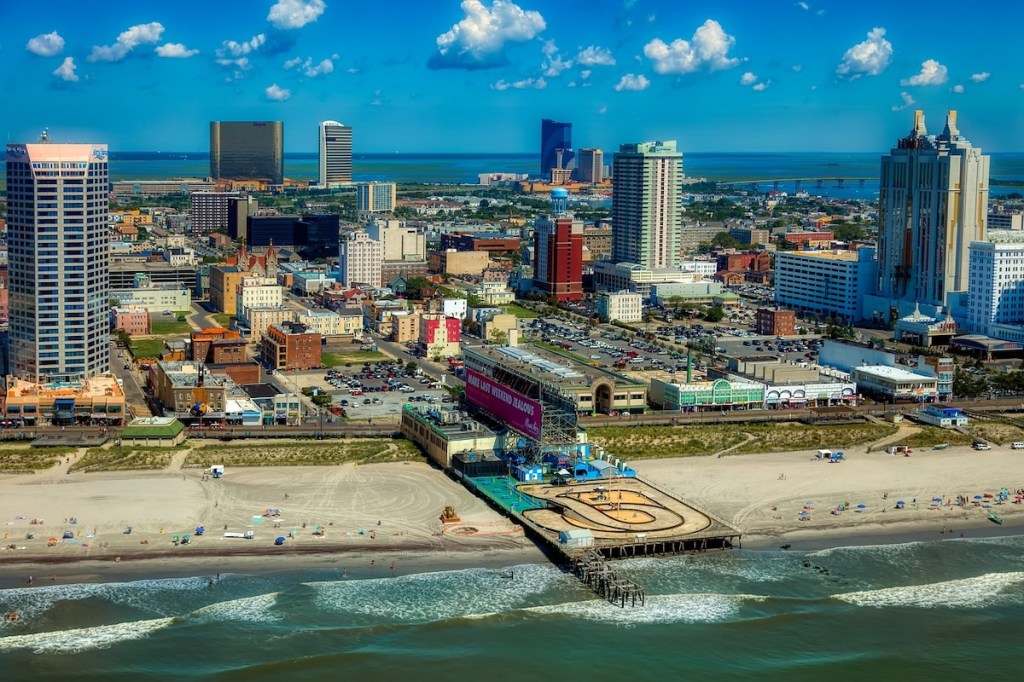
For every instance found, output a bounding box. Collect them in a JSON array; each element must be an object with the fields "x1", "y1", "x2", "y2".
[
  {"x1": 833, "y1": 571, "x2": 1024, "y2": 609},
  {"x1": 526, "y1": 592, "x2": 765, "y2": 625},
  {"x1": 0, "y1": 617, "x2": 175, "y2": 654},
  {"x1": 190, "y1": 592, "x2": 281, "y2": 623}
]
